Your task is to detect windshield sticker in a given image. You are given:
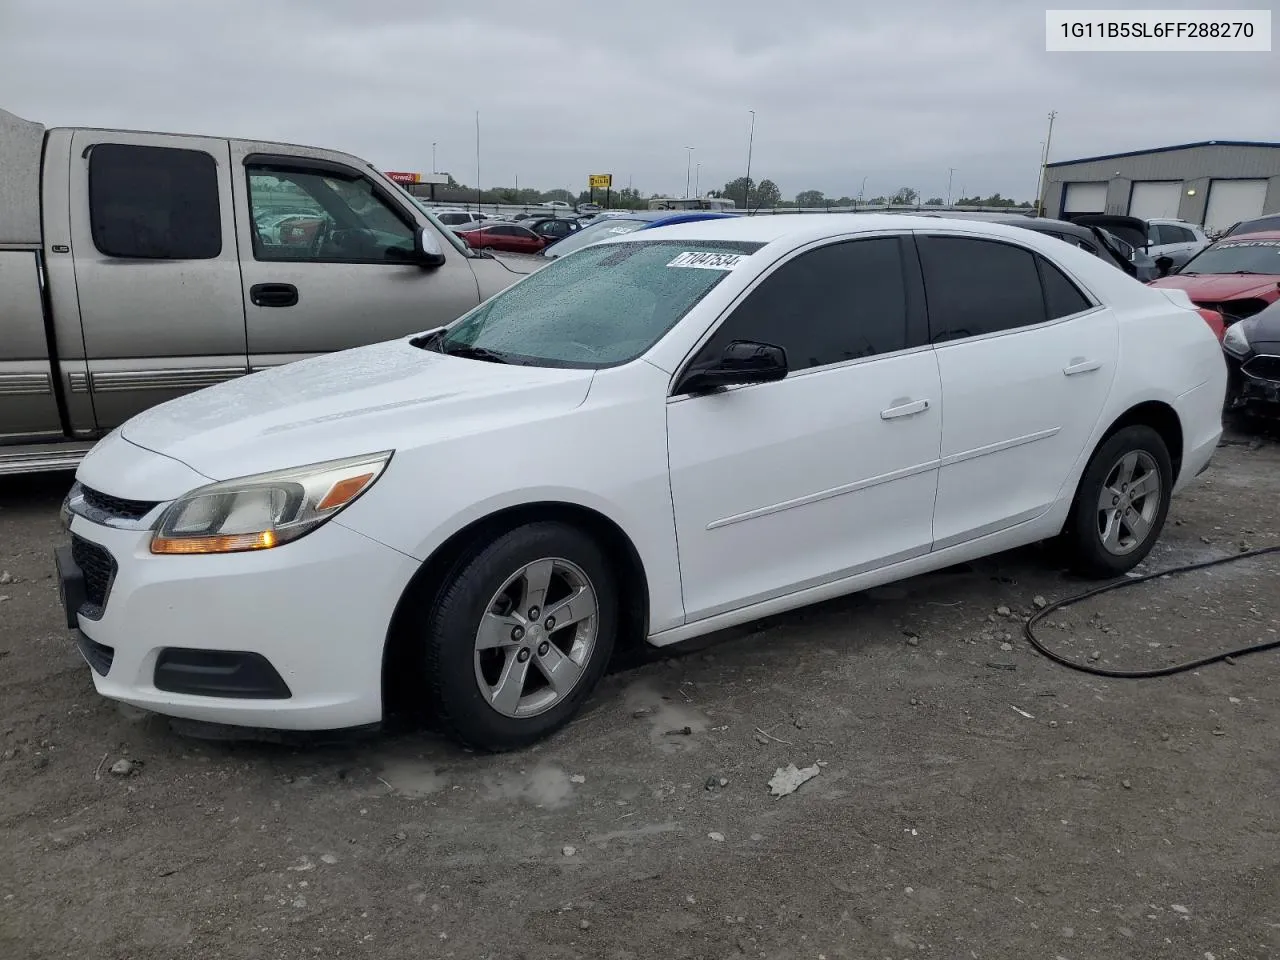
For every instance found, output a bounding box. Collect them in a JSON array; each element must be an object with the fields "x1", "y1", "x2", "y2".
[
  {"x1": 1220, "y1": 240, "x2": 1280, "y2": 248},
  {"x1": 667, "y1": 251, "x2": 748, "y2": 270}
]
